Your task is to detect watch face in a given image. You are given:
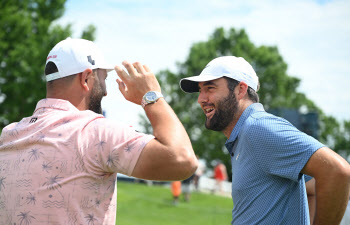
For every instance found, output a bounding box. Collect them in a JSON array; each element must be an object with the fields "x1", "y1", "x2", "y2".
[{"x1": 146, "y1": 92, "x2": 157, "y2": 101}]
